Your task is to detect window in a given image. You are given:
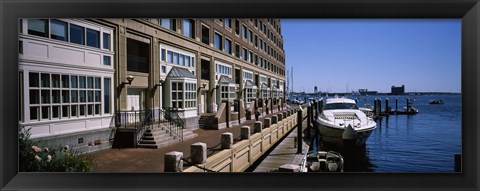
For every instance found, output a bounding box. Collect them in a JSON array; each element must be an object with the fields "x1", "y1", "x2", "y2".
[
  {"x1": 103, "y1": 33, "x2": 110, "y2": 50},
  {"x1": 242, "y1": 25, "x2": 247, "y2": 39},
  {"x1": 167, "y1": 51, "x2": 173, "y2": 63},
  {"x1": 235, "y1": 44, "x2": 240, "y2": 58},
  {"x1": 28, "y1": 19, "x2": 48, "y2": 37},
  {"x1": 183, "y1": 19, "x2": 195, "y2": 38},
  {"x1": 86, "y1": 28, "x2": 100, "y2": 48},
  {"x1": 201, "y1": 25, "x2": 210, "y2": 45},
  {"x1": 179, "y1": 54, "x2": 185, "y2": 66},
  {"x1": 229, "y1": 86, "x2": 236, "y2": 100},
  {"x1": 214, "y1": 32, "x2": 222, "y2": 50},
  {"x1": 29, "y1": 72, "x2": 39, "y2": 87},
  {"x1": 263, "y1": 89, "x2": 269, "y2": 99},
  {"x1": 221, "y1": 86, "x2": 228, "y2": 99},
  {"x1": 28, "y1": 72, "x2": 107, "y2": 121},
  {"x1": 127, "y1": 38, "x2": 150, "y2": 73},
  {"x1": 161, "y1": 65, "x2": 166, "y2": 73},
  {"x1": 104, "y1": 78, "x2": 111, "y2": 114},
  {"x1": 242, "y1": 47, "x2": 248, "y2": 61},
  {"x1": 225, "y1": 38, "x2": 231, "y2": 54},
  {"x1": 160, "y1": 19, "x2": 176, "y2": 30},
  {"x1": 235, "y1": 20, "x2": 240, "y2": 35},
  {"x1": 171, "y1": 82, "x2": 183, "y2": 109},
  {"x1": 216, "y1": 64, "x2": 232, "y2": 75},
  {"x1": 19, "y1": 72, "x2": 24, "y2": 122},
  {"x1": 244, "y1": 88, "x2": 256, "y2": 103},
  {"x1": 248, "y1": 29, "x2": 252, "y2": 43},
  {"x1": 41, "y1": 73, "x2": 50, "y2": 88},
  {"x1": 173, "y1": 53, "x2": 179, "y2": 64},
  {"x1": 19, "y1": 40, "x2": 23, "y2": 54},
  {"x1": 50, "y1": 19, "x2": 68, "y2": 41},
  {"x1": 70, "y1": 24, "x2": 85, "y2": 45},
  {"x1": 185, "y1": 83, "x2": 197, "y2": 109},
  {"x1": 103, "y1": 56, "x2": 111, "y2": 65},
  {"x1": 165, "y1": 48, "x2": 195, "y2": 68},
  {"x1": 254, "y1": 35, "x2": 258, "y2": 47},
  {"x1": 225, "y1": 19, "x2": 231, "y2": 28},
  {"x1": 161, "y1": 49, "x2": 166, "y2": 61},
  {"x1": 249, "y1": 51, "x2": 253, "y2": 63},
  {"x1": 186, "y1": 56, "x2": 191, "y2": 67}
]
